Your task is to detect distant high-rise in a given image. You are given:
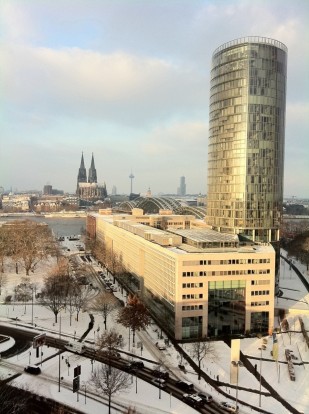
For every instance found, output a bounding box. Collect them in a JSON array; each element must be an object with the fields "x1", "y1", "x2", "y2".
[
  {"x1": 177, "y1": 176, "x2": 186, "y2": 196},
  {"x1": 43, "y1": 184, "x2": 52, "y2": 195},
  {"x1": 207, "y1": 37, "x2": 287, "y2": 244}
]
